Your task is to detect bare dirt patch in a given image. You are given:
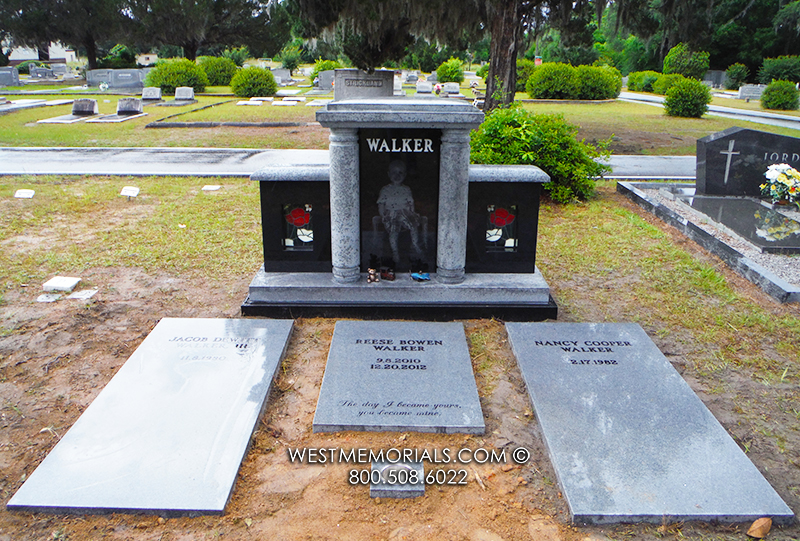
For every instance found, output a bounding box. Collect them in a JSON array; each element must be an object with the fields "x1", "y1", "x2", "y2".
[{"x1": 0, "y1": 189, "x2": 798, "y2": 541}]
